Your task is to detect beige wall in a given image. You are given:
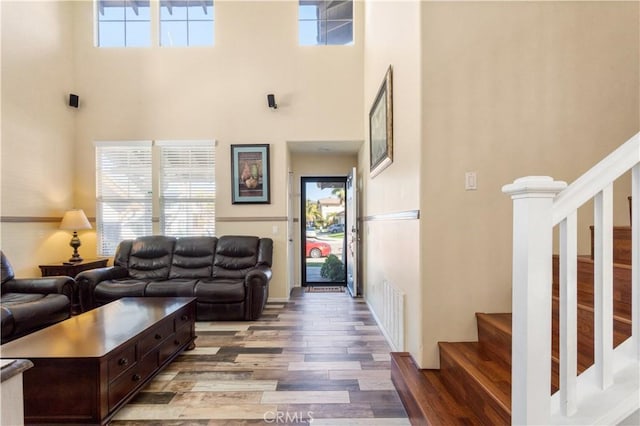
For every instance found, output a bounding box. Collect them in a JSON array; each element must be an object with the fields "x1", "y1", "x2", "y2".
[
  {"x1": 362, "y1": 1, "x2": 423, "y2": 358},
  {"x1": 70, "y1": 0, "x2": 364, "y2": 300},
  {"x1": 419, "y1": 1, "x2": 639, "y2": 367},
  {"x1": 2, "y1": 0, "x2": 637, "y2": 373},
  {"x1": 1, "y1": 1, "x2": 365, "y2": 293},
  {"x1": 289, "y1": 151, "x2": 358, "y2": 290},
  {"x1": 1, "y1": 1, "x2": 78, "y2": 275}
]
